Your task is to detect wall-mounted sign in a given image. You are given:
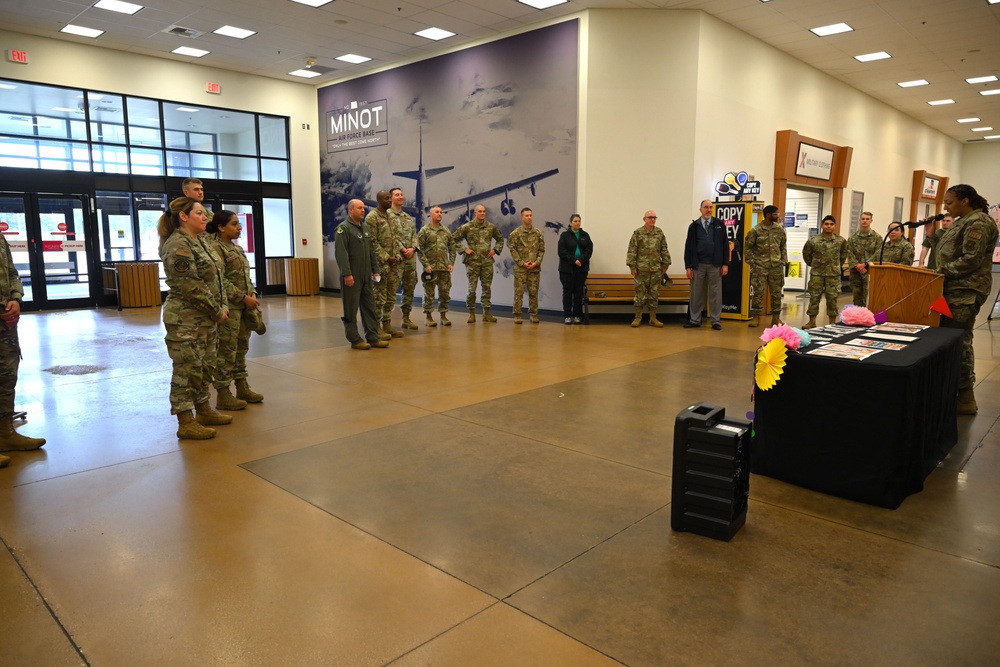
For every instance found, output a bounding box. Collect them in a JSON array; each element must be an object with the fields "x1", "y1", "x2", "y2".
[
  {"x1": 922, "y1": 176, "x2": 939, "y2": 199},
  {"x1": 326, "y1": 99, "x2": 388, "y2": 153},
  {"x1": 795, "y1": 142, "x2": 834, "y2": 180},
  {"x1": 714, "y1": 170, "x2": 761, "y2": 198},
  {"x1": 206, "y1": 82, "x2": 221, "y2": 95},
  {"x1": 6, "y1": 49, "x2": 28, "y2": 64}
]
